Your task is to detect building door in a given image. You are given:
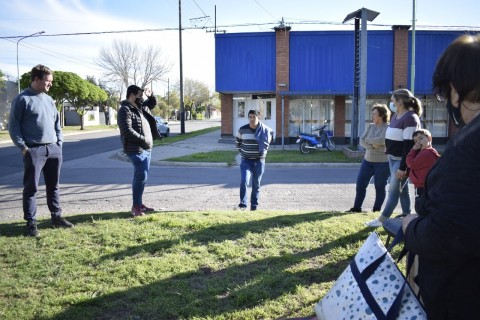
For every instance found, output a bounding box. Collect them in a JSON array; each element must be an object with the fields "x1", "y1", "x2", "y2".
[{"x1": 258, "y1": 99, "x2": 276, "y2": 134}]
